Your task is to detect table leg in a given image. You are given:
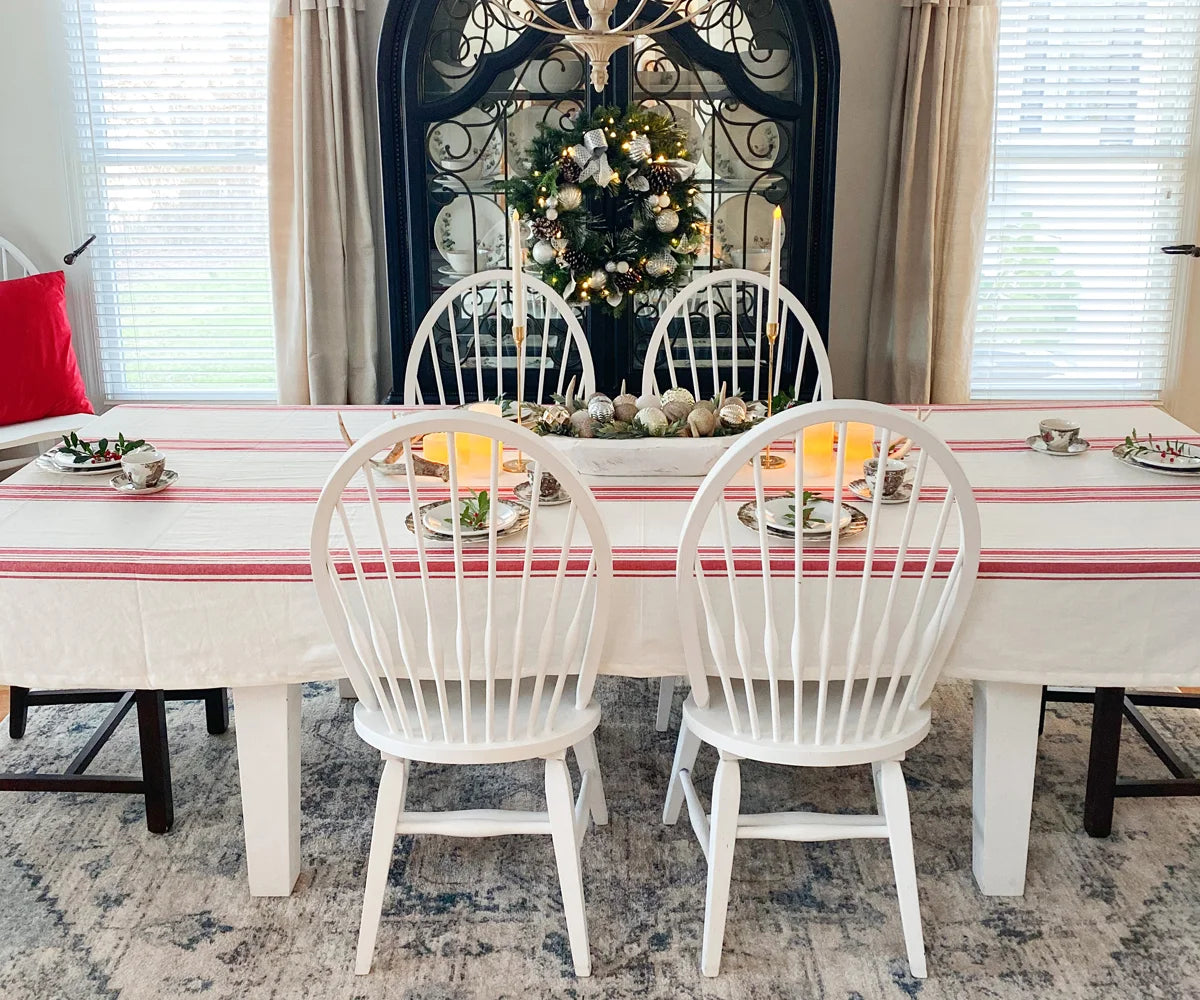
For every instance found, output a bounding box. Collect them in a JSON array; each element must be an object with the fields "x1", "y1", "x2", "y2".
[
  {"x1": 1083, "y1": 687, "x2": 1124, "y2": 838},
  {"x1": 972, "y1": 681, "x2": 1042, "y2": 896},
  {"x1": 232, "y1": 684, "x2": 301, "y2": 896}
]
